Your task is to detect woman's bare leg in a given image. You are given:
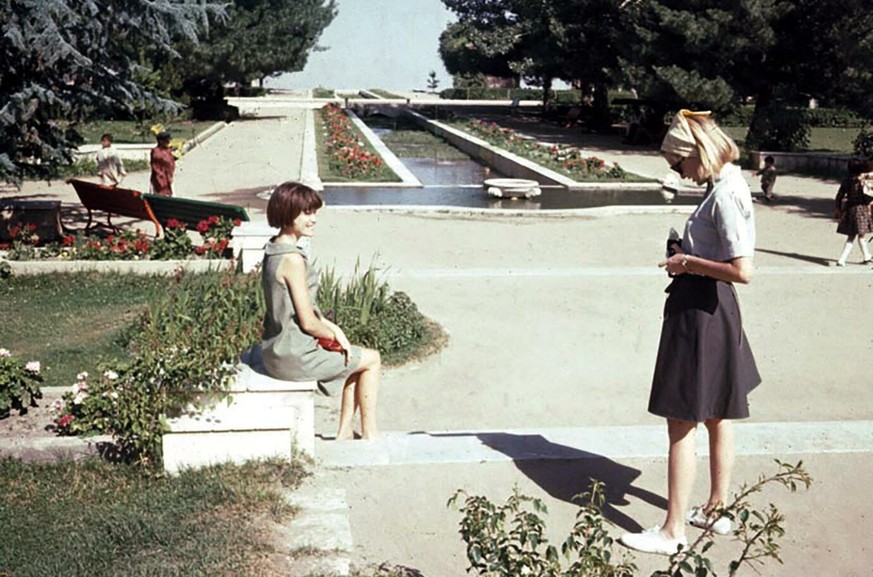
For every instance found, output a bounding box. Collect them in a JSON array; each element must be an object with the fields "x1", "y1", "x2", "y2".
[
  {"x1": 704, "y1": 418, "x2": 734, "y2": 510},
  {"x1": 336, "y1": 377, "x2": 358, "y2": 440},
  {"x1": 661, "y1": 419, "x2": 698, "y2": 539},
  {"x1": 356, "y1": 348, "x2": 381, "y2": 439}
]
